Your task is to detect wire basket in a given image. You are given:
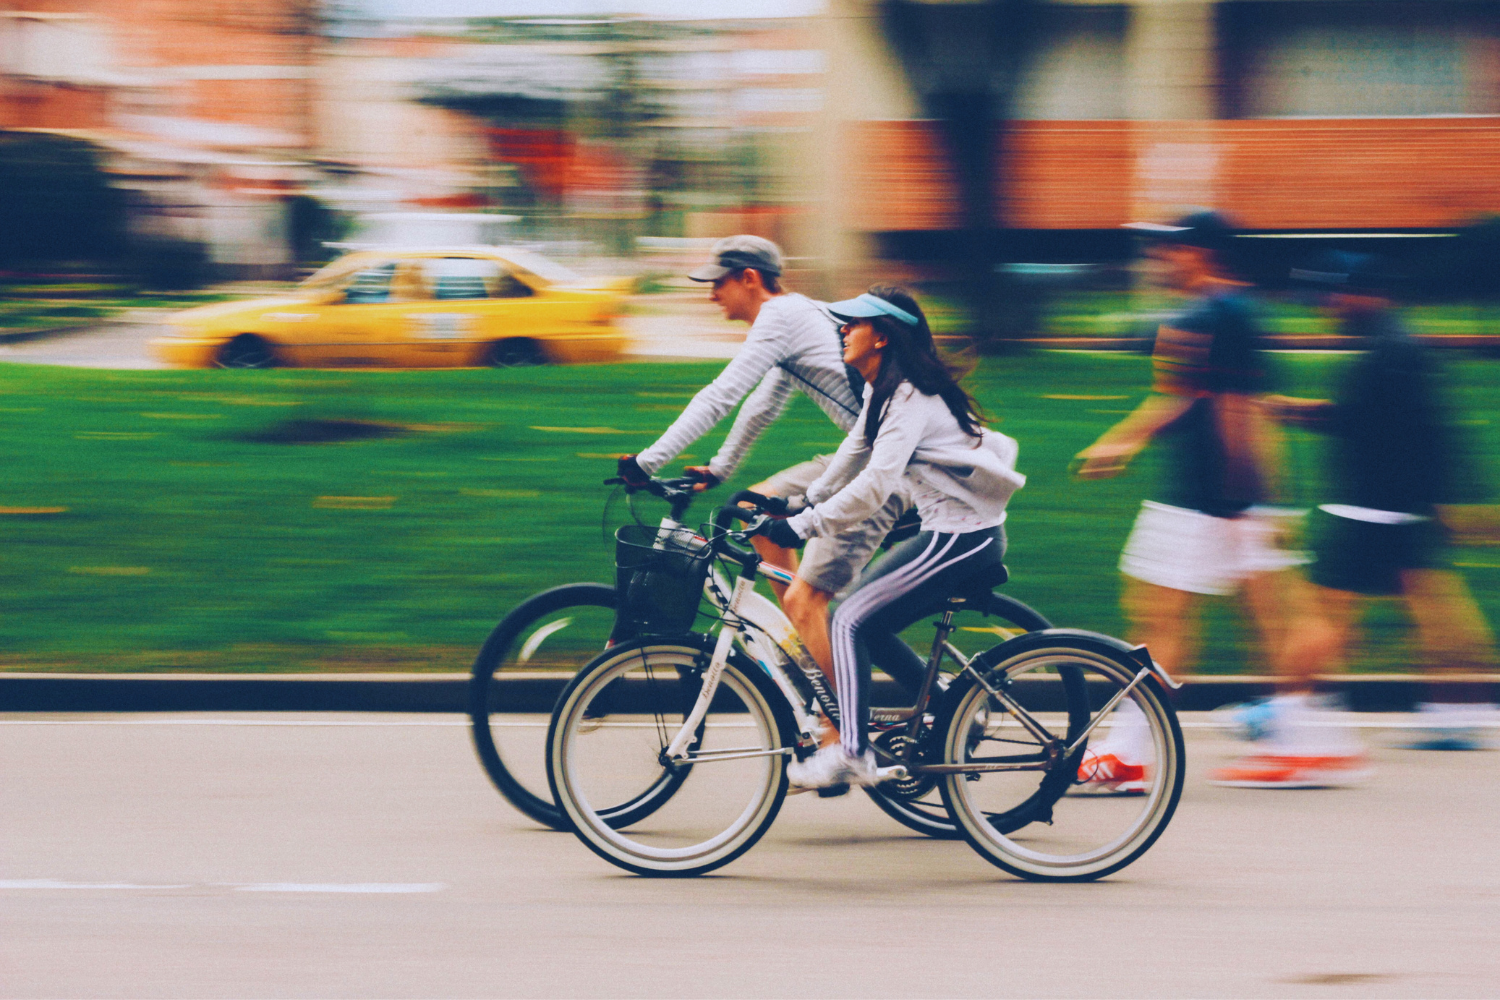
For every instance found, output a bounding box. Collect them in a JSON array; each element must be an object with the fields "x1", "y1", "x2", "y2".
[{"x1": 614, "y1": 524, "x2": 714, "y2": 635}]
